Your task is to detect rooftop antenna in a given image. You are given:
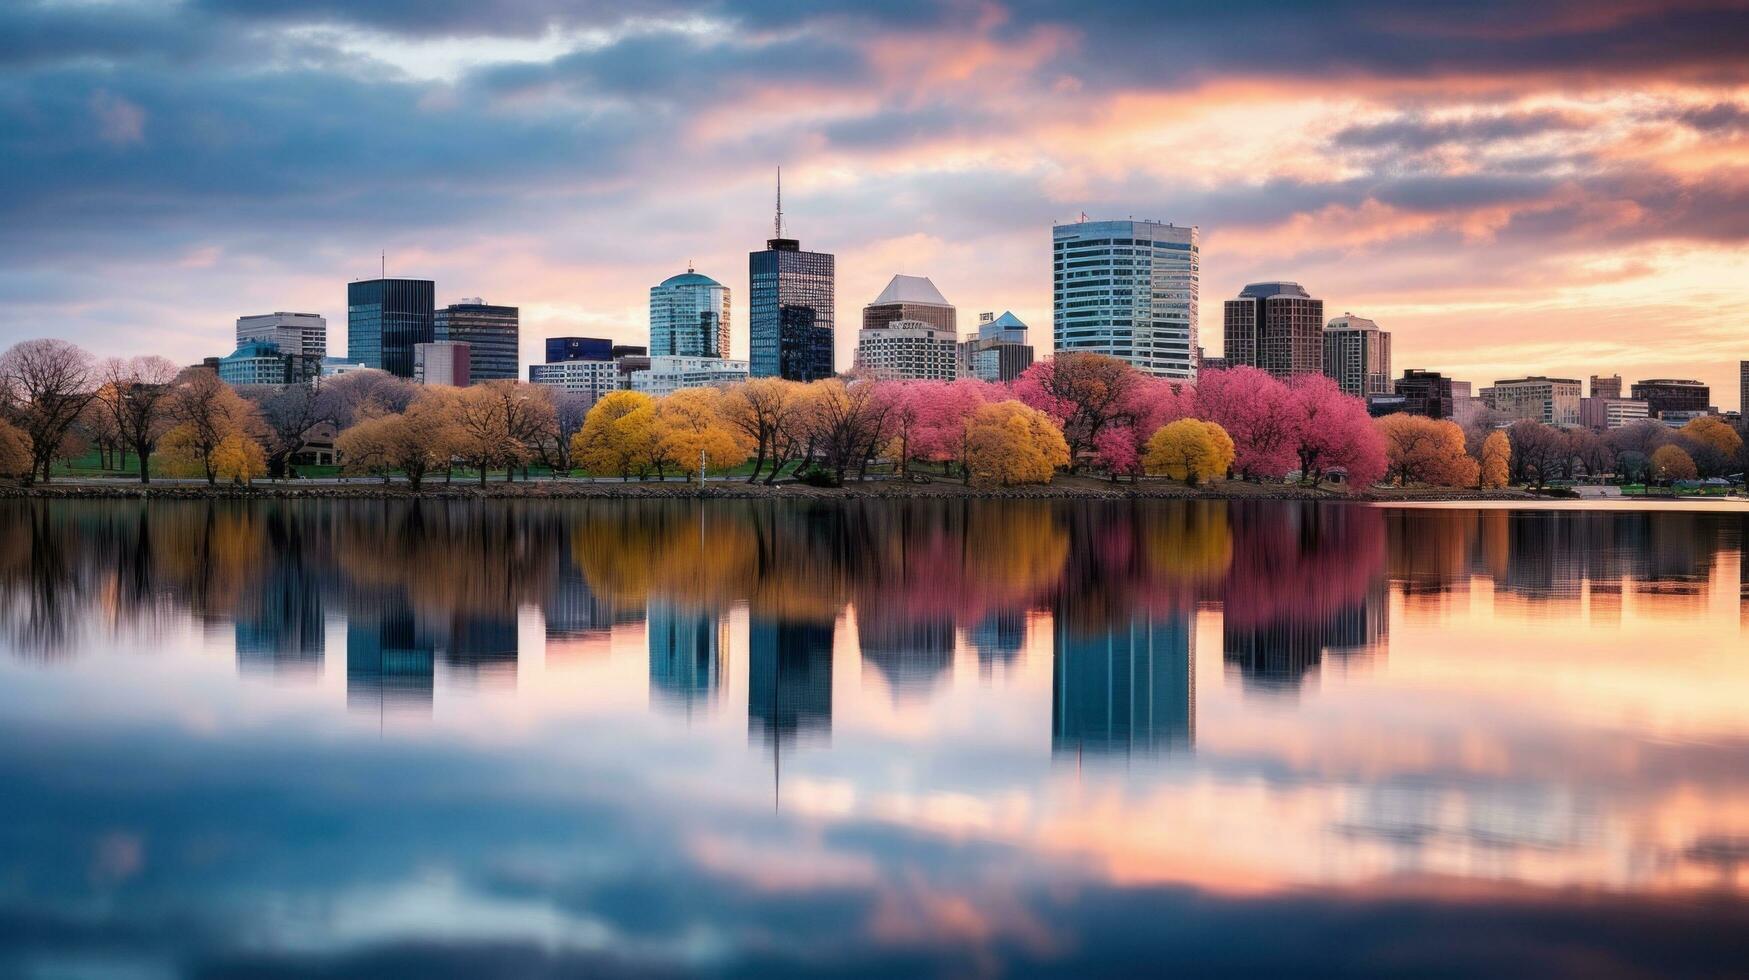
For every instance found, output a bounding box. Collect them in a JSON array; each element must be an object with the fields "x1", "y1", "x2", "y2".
[
  {"x1": 775, "y1": 166, "x2": 784, "y2": 239},
  {"x1": 380, "y1": 250, "x2": 385, "y2": 279}
]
